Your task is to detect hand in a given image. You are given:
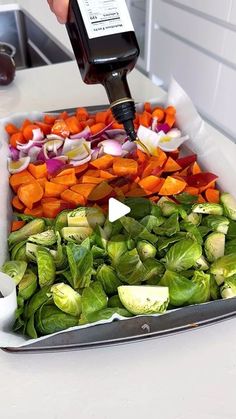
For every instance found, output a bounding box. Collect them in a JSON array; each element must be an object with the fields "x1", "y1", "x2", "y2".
[{"x1": 47, "y1": 0, "x2": 70, "y2": 24}]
